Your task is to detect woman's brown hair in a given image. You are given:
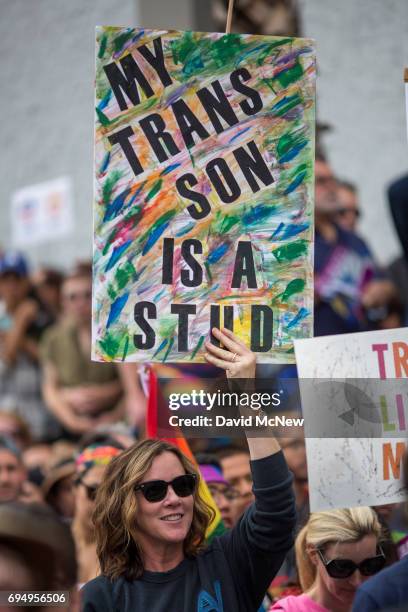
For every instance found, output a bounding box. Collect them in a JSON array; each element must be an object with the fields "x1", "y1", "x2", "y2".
[{"x1": 93, "y1": 439, "x2": 215, "y2": 580}]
